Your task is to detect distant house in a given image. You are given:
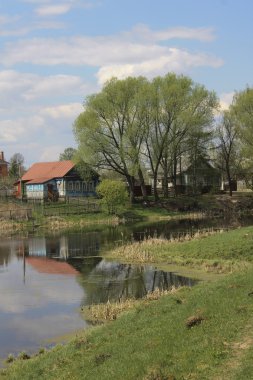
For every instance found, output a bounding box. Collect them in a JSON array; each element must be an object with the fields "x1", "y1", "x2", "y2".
[
  {"x1": 0, "y1": 151, "x2": 8, "y2": 178},
  {"x1": 16, "y1": 160, "x2": 99, "y2": 201},
  {"x1": 149, "y1": 157, "x2": 221, "y2": 195},
  {"x1": 180, "y1": 157, "x2": 221, "y2": 193}
]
